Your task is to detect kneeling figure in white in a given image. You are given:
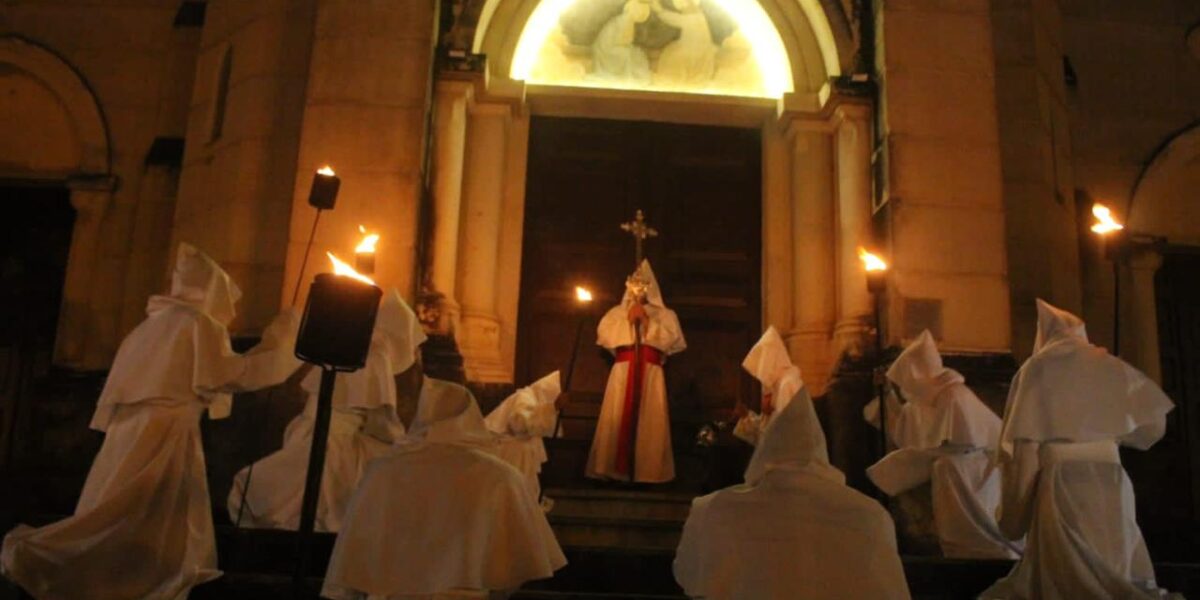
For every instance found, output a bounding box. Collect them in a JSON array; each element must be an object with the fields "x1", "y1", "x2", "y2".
[
  {"x1": 227, "y1": 289, "x2": 425, "y2": 532},
  {"x1": 982, "y1": 300, "x2": 1177, "y2": 599},
  {"x1": 674, "y1": 388, "x2": 911, "y2": 600},
  {"x1": 864, "y1": 329, "x2": 1020, "y2": 559},
  {"x1": 322, "y1": 372, "x2": 567, "y2": 600},
  {"x1": 732, "y1": 326, "x2": 803, "y2": 446},
  {"x1": 486, "y1": 371, "x2": 562, "y2": 507}
]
